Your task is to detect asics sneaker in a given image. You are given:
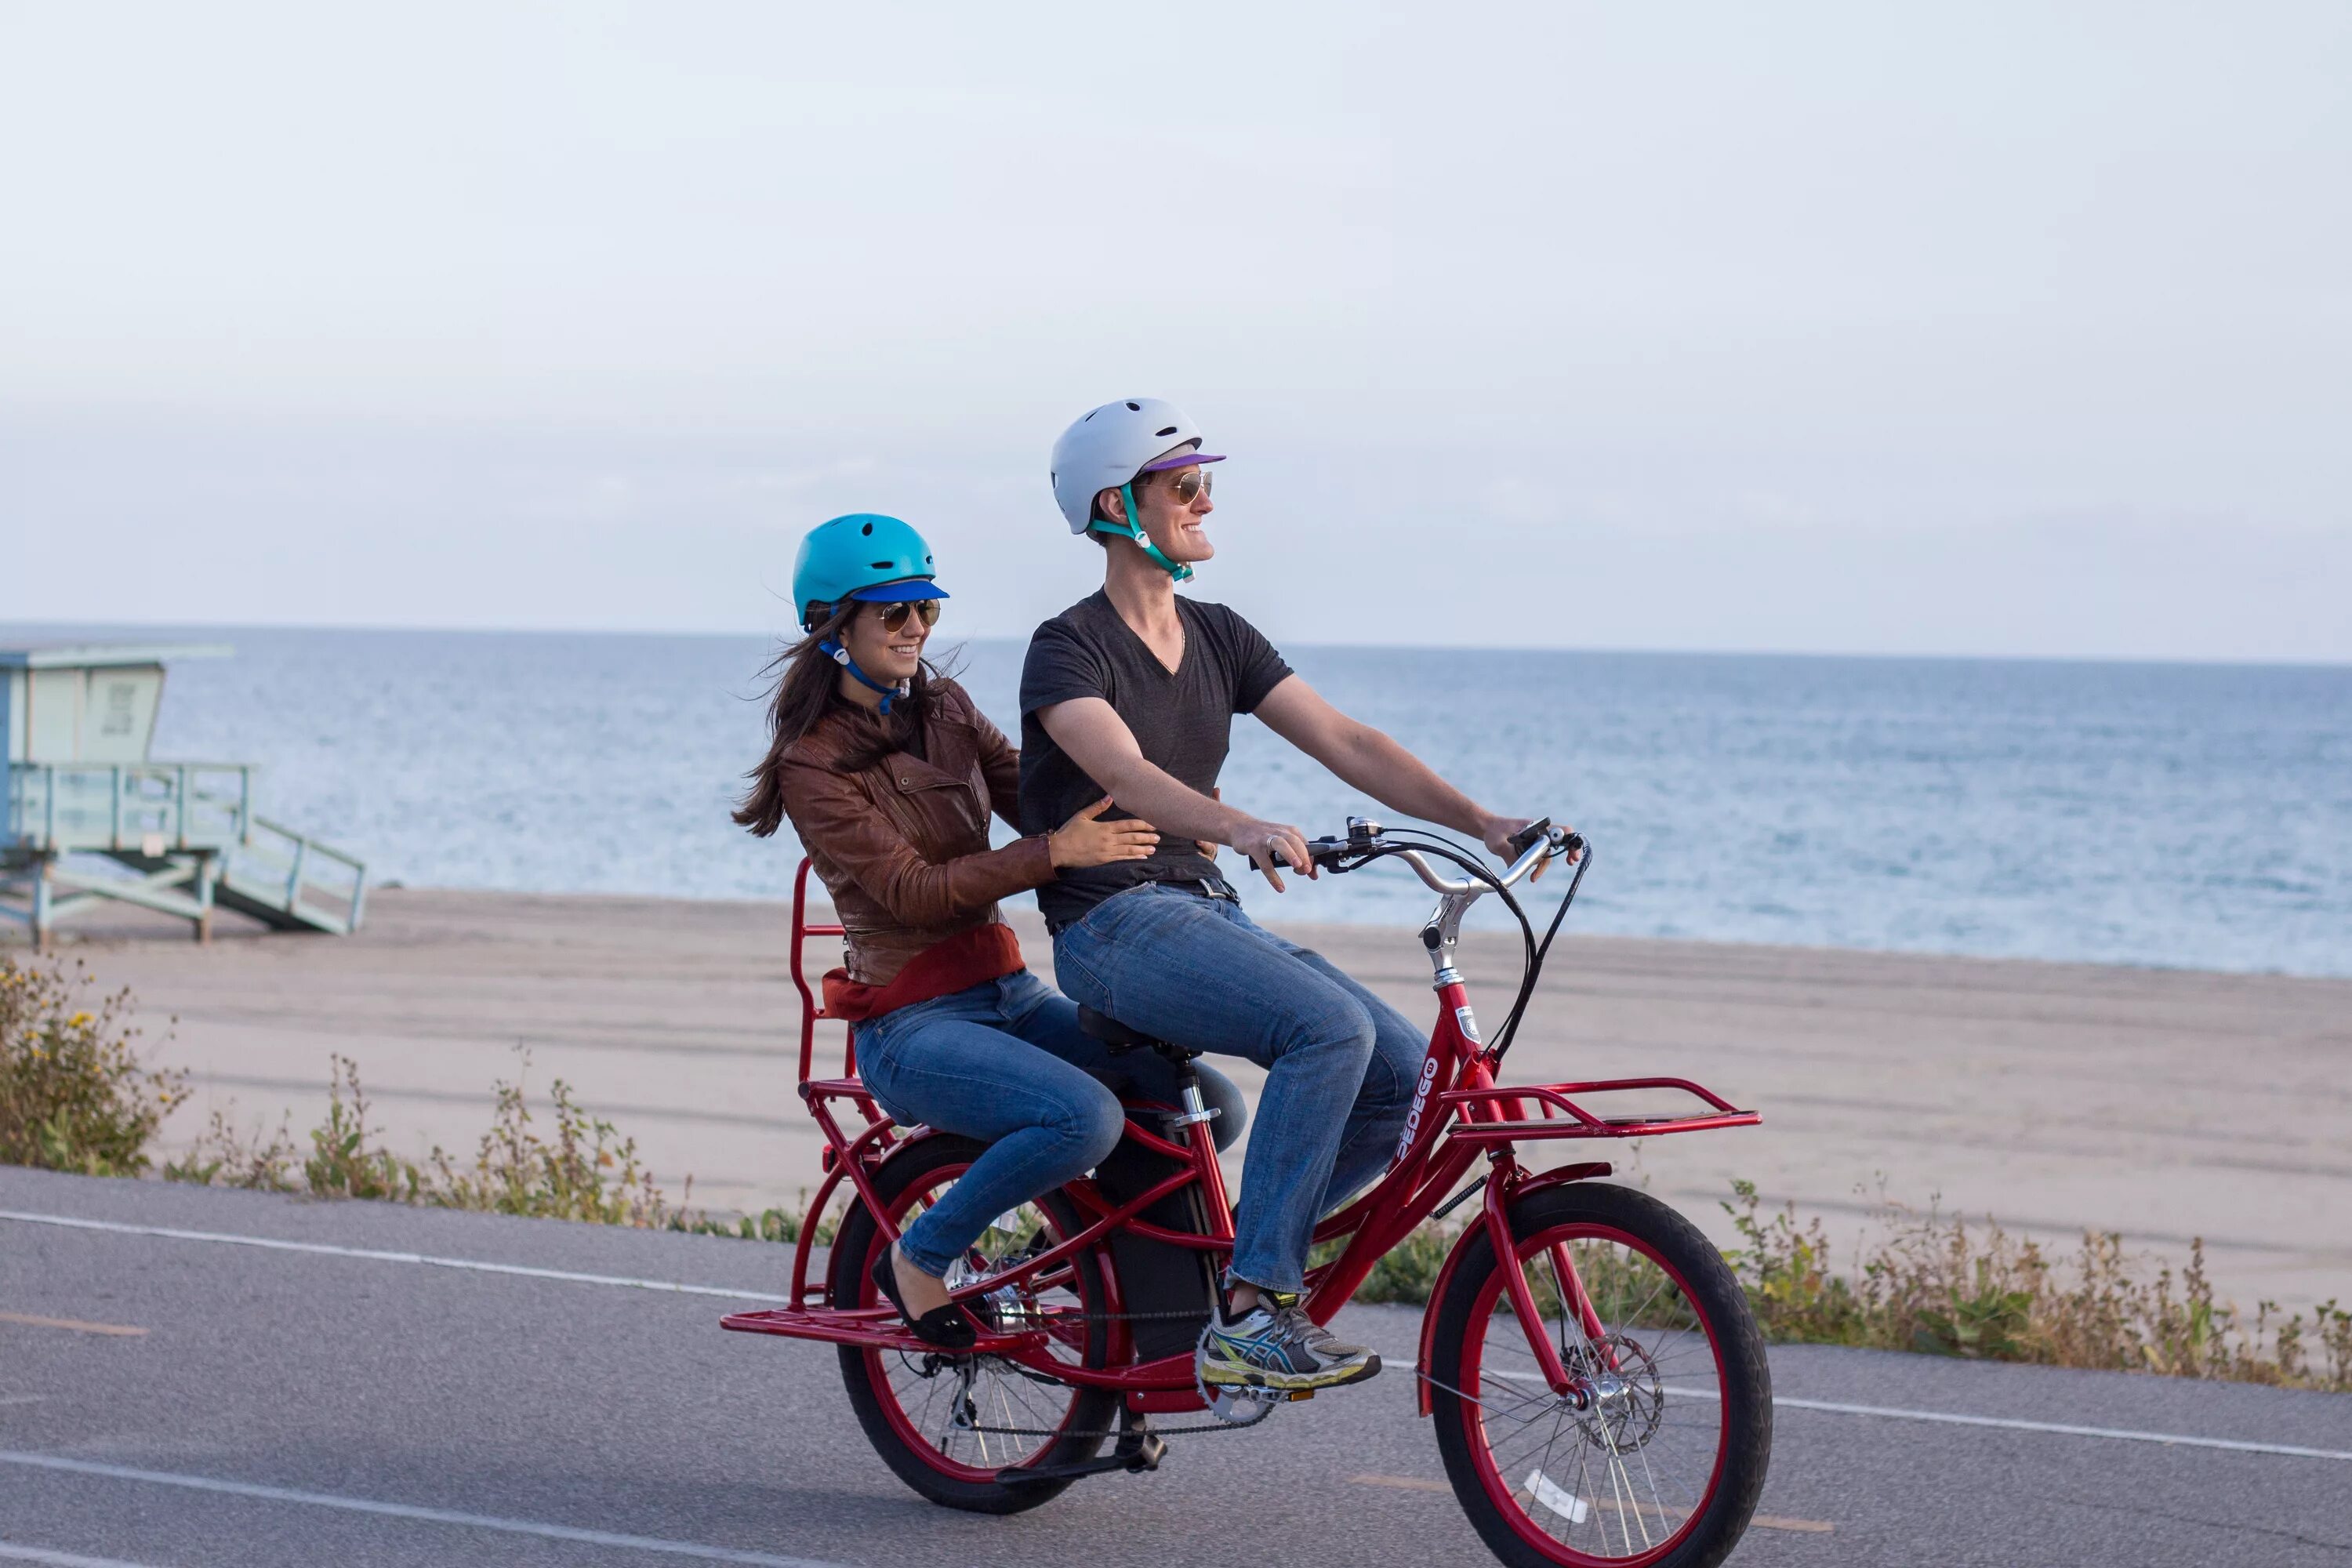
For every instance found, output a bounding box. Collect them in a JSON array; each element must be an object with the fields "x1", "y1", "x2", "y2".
[
  {"x1": 1212, "y1": 1276, "x2": 1374, "y2": 1356},
  {"x1": 1198, "y1": 1299, "x2": 1381, "y2": 1392}
]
